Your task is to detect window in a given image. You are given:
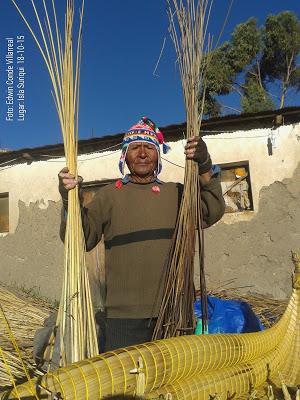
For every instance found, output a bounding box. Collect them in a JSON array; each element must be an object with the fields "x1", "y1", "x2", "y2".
[
  {"x1": 0, "y1": 193, "x2": 9, "y2": 233},
  {"x1": 219, "y1": 162, "x2": 253, "y2": 213}
]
